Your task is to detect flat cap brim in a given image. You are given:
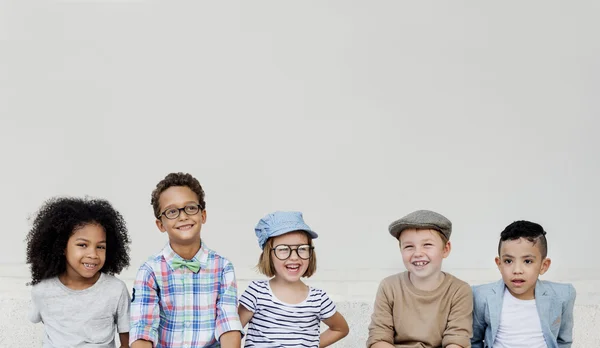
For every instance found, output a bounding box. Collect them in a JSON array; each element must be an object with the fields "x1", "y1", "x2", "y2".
[{"x1": 388, "y1": 210, "x2": 452, "y2": 240}]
